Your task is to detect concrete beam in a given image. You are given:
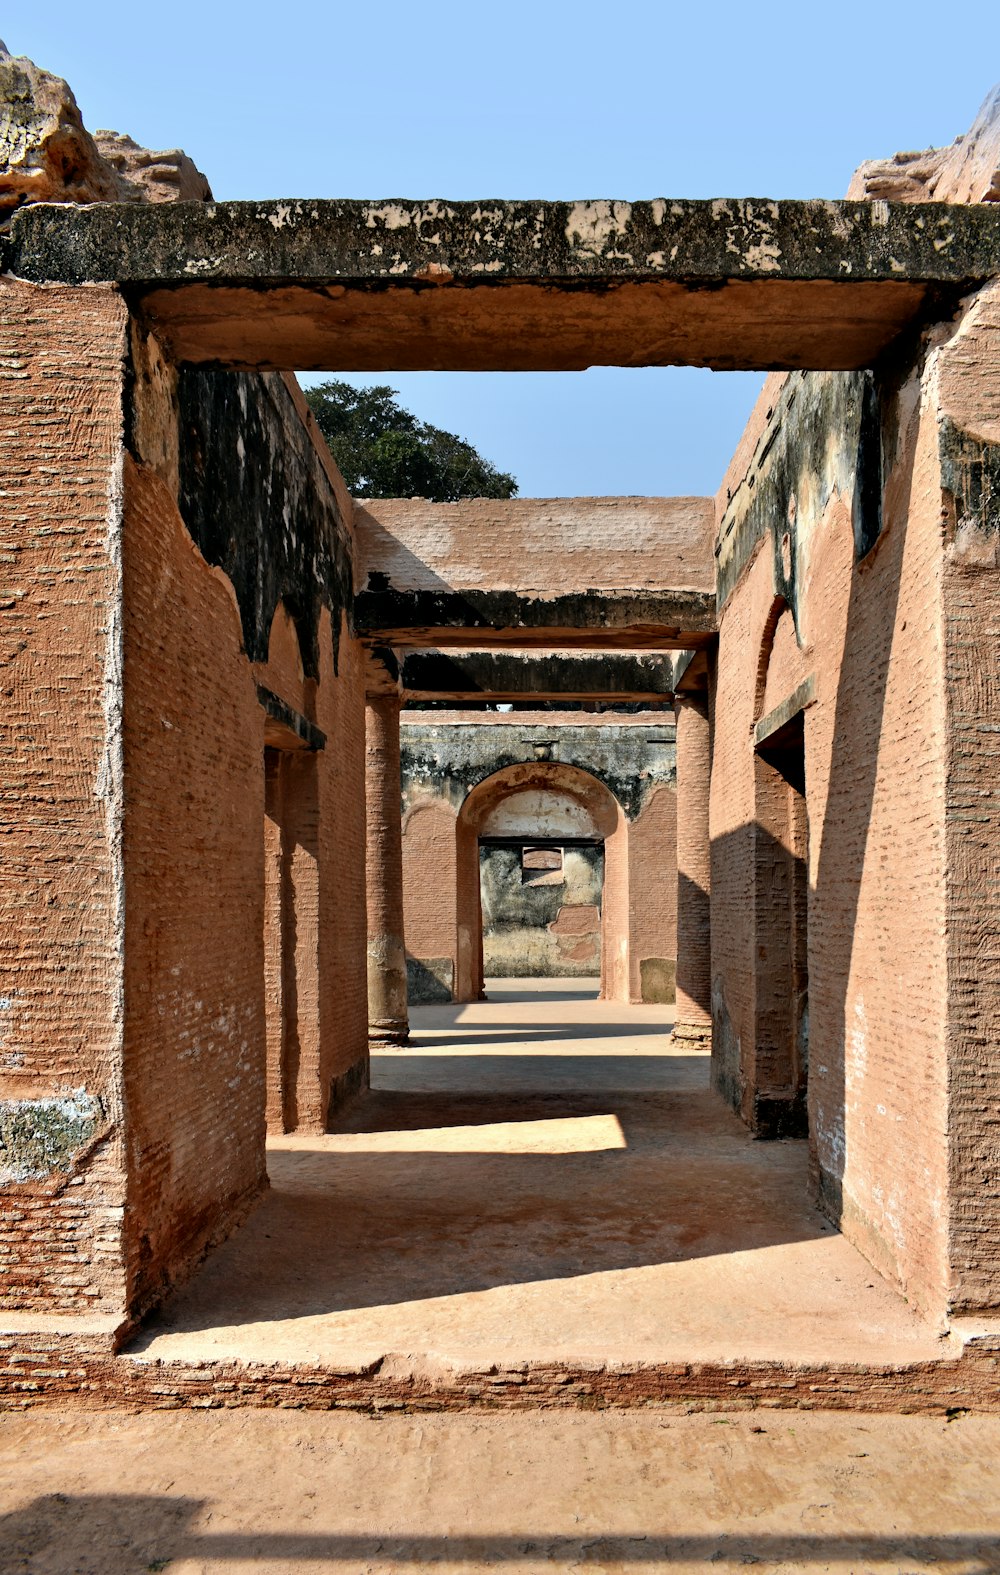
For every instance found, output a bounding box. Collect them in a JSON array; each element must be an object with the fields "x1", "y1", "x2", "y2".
[
  {"x1": 355, "y1": 588, "x2": 716, "y2": 650},
  {"x1": 399, "y1": 650, "x2": 683, "y2": 701},
  {"x1": 353, "y1": 496, "x2": 716, "y2": 650},
  {"x1": 6, "y1": 199, "x2": 999, "y2": 370}
]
